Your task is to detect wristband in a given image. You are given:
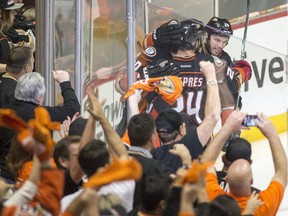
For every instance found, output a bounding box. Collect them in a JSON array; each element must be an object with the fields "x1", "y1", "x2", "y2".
[{"x1": 206, "y1": 80, "x2": 218, "y2": 86}]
